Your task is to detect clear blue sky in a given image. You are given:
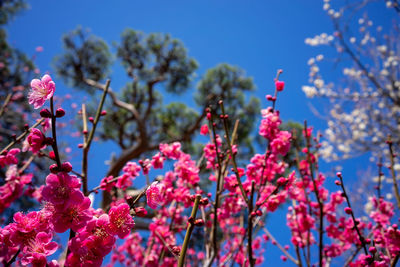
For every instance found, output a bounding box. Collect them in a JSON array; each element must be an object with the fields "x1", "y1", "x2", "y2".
[{"x1": 5, "y1": 1, "x2": 394, "y2": 265}]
